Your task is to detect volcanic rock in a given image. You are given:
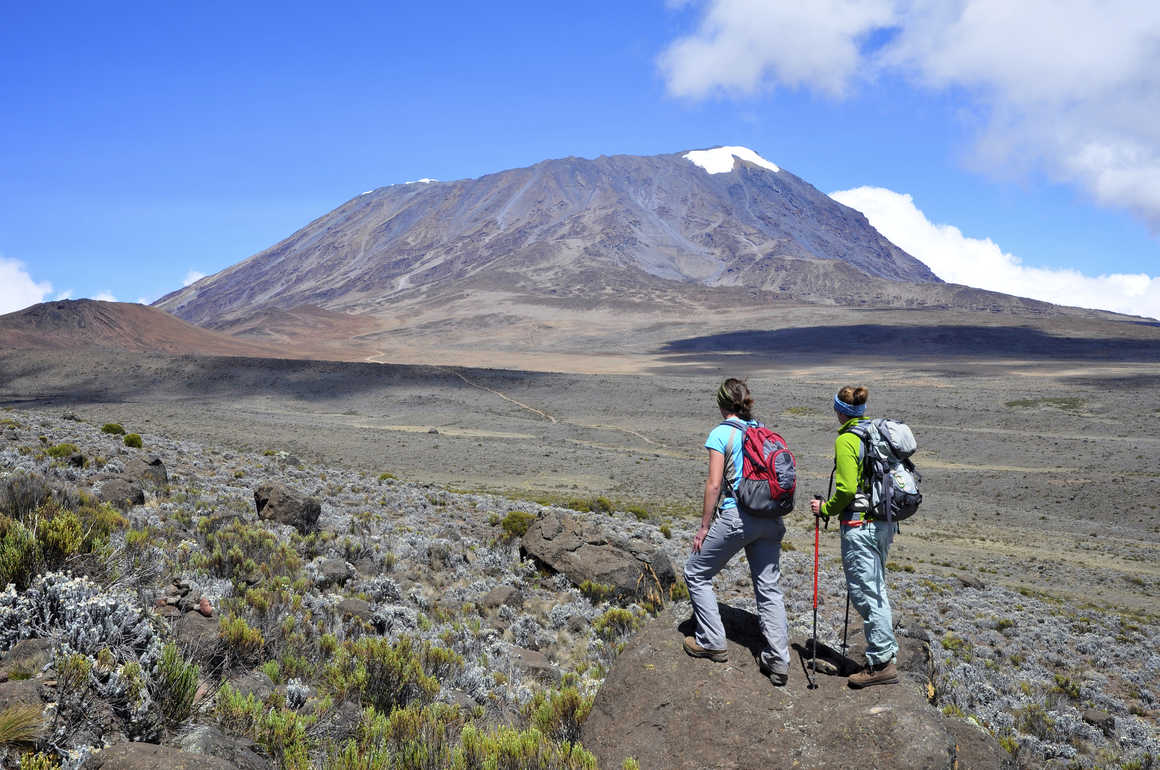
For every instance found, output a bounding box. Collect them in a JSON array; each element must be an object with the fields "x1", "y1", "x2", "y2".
[
  {"x1": 82, "y1": 742, "x2": 239, "y2": 769},
  {"x1": 581, "y1": 605, "x2": 1006, "y2": 770},
  {"x1": 520, "y1": 511, "x2": 675, "y2": 601},
  {"x1": 253, "y1": 482, "x2": 320, "y2": 534}
]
